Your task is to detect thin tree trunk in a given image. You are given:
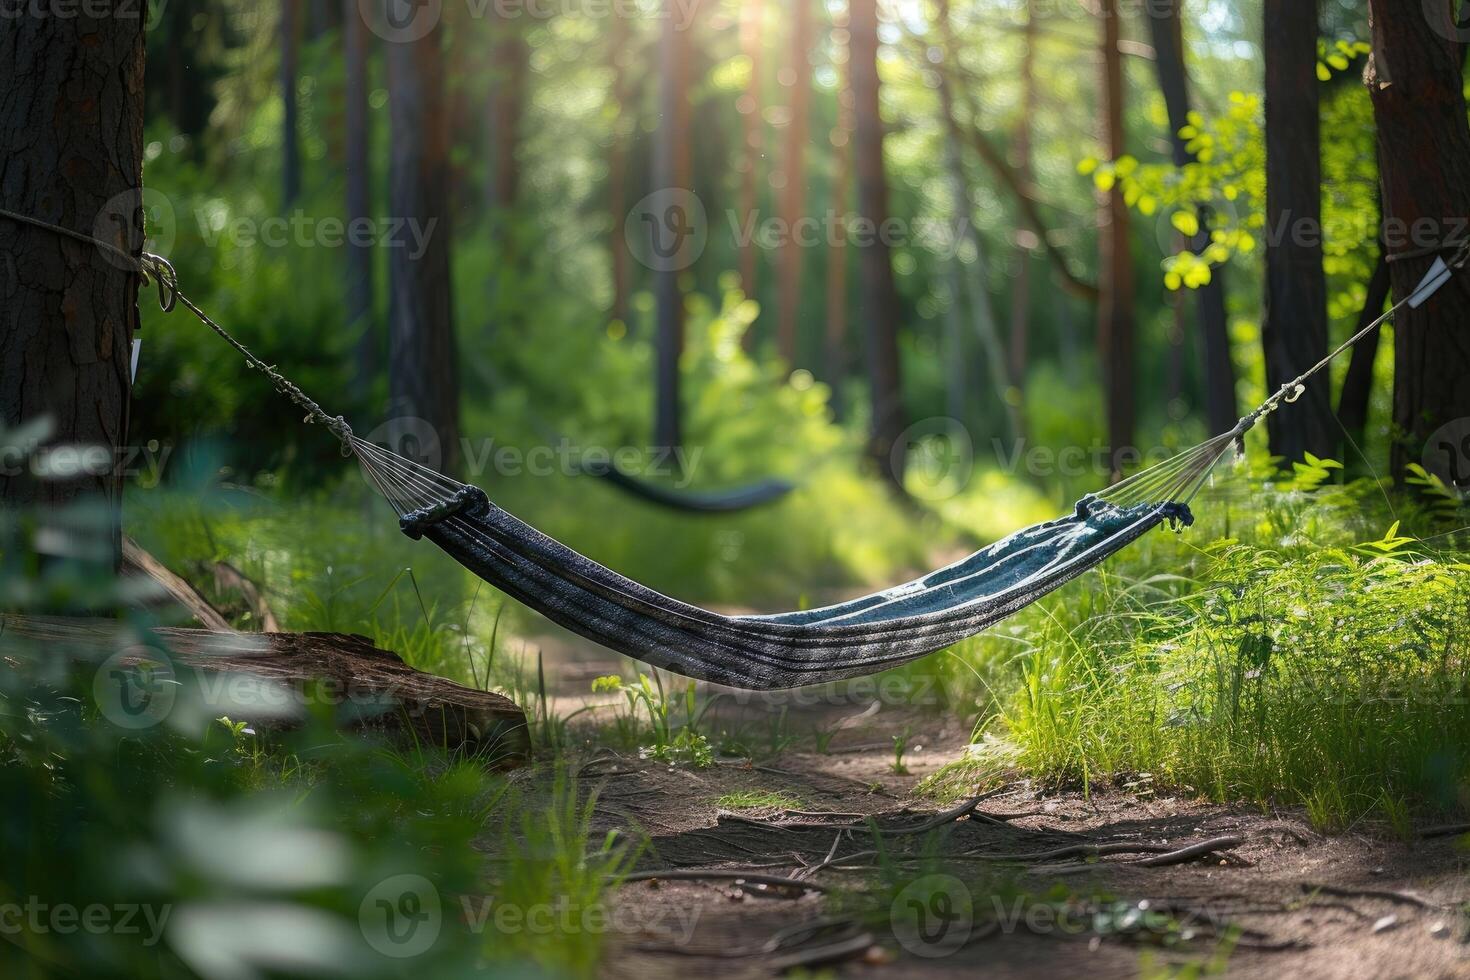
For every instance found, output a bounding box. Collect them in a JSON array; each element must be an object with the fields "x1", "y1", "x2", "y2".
[
  {"x1": 825, "y1": 20, "x2": 853, "y2": 420},
  {"x1": 0, "y1": 3, "x2": 146, "y2": 566},
  {"x1": 344, "y1": 0, "x2": 375, "y2": 393},
  {"x1": 1365, "y1": 0, "x2": 1470, "y2": 482},
  {"x1": 281, "y1": 0, "x2": 302, "y2": 208},
  {"x1": 609, "y1": 14, "x2": 633, "y2": 328},
  {"x1": 1009, "y1": 0, "x2": 1038, "y2": 391},
  {"x1": 776, "y1": 0, "x2": 815, "y2": 368},
  {"x1": 738, "y1": 0, "x2": 765, "y2": 309},
  {"x1": 1262, "y1": 0, "x2": 1333, "y2": 464},
  {"x1": 937, "y1": 0, "x2": 1020, "y2": 444},
  {"x1": 486, "y1": 21, "x2": 528, "y2": 220},
  {"x1": 1098, "y1": 0, "x2": 1136, "y2": 473},
  {"x1": 850, "y1": 0, "x2": 907, "y2": 490},
  {"x1": 387, "y1": 22, "x2": 461, "y2": 476},
  {"x1": 652, "y1": 0, "x2": 691, "y2": 451},
  {"x1": 1334, "y1": 247, "x2": 1391, "y2": 454},
  {"x1": 1146, "y1": 0, "x2": 1238, "y2": 435}
]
